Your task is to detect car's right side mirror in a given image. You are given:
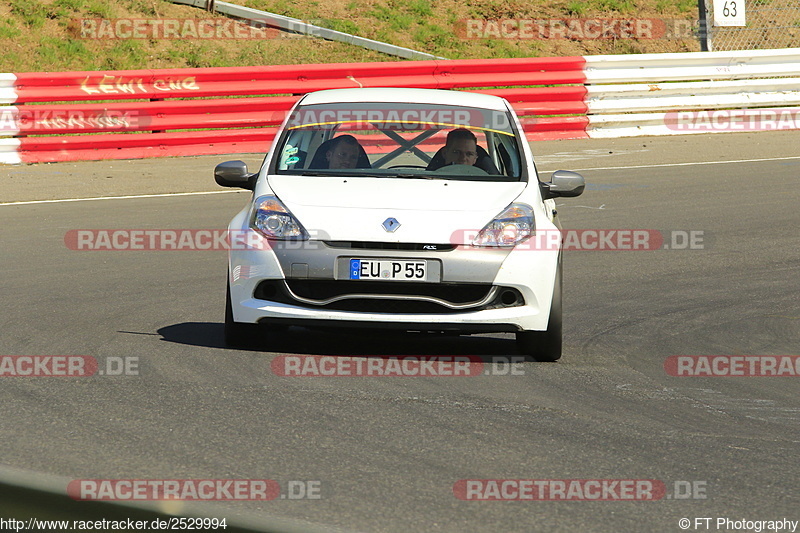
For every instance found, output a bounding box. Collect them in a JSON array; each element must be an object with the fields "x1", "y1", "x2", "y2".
[{"x1": 541, "y1": 170, "x2": 585, "y2": 199}]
